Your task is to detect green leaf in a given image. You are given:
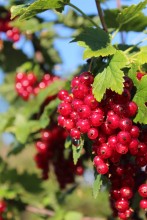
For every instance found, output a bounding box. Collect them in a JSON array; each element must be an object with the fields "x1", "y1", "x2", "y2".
[
  {"x1": 71, "y1": 27, "x2": 116, "y2": 59},
  {"x1": 11, "y1": 0, "x2": 69, "y2": 21},
  {"x1": 7, "y1": 142, "x2": 25, "y2": 156},
  {"x1": 133, "y1": 75, "x2": 147, "y2": 124},
  {"x1": 92, "y1": 173, "x2": 102, "y2": 199},
  {"x1": 117, "y1": 0, "x2": 147, "y2": 25},
  {"x1": 14, "y1": 115, "x2": 31, "y2": 144},
  {"x1": 93, "y1": 51, "x2": 128, "y2": 102},
  {"x1": 64, "y1": 136, "x2": 72, "y2": 149},
  {"x1": 10, "y1": 4, "x2": 26, "y2": 19},
  {"x1": 39, "y1": 98, "x2": 60, "y2": 128},
  {"x1": 65, "y1": 211, "x2": 83, "y2": 220},
  {"x1": 0, "y1": 108, "x2": 15, "y2": 133},
  {"x1": 104, "y1": 8, "x2": 147, "y2": 32},
  {"x1": 133, "y1": 46, "x2": 147, "y2": 65},
  {"x1": 0, "y1": 42, "x2": 29, "y2": 72},
  {"x1": 72, "y1": 138, "x2": 84, "y2": 165}
]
